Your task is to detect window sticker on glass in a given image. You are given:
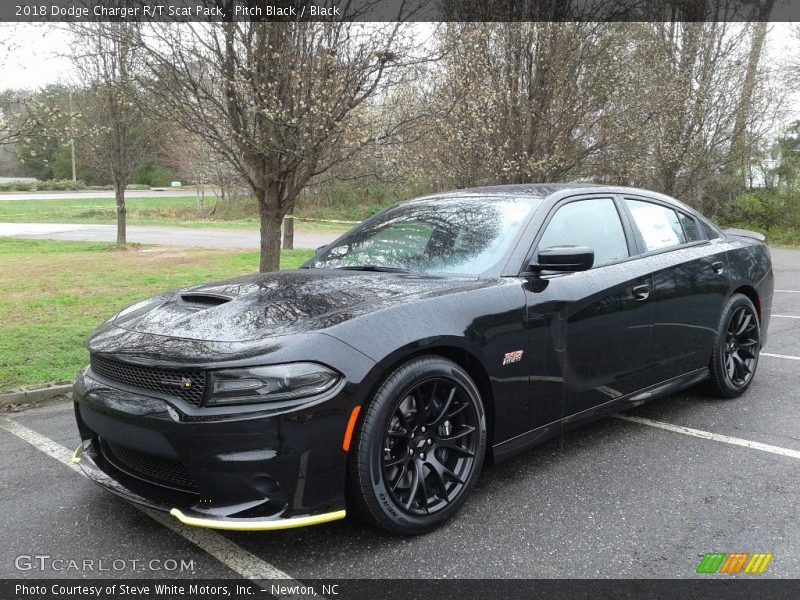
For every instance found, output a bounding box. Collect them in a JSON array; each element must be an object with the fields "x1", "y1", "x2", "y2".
[{"x1": 626, "y1": 200, "x2": 684, "y2": 252}]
